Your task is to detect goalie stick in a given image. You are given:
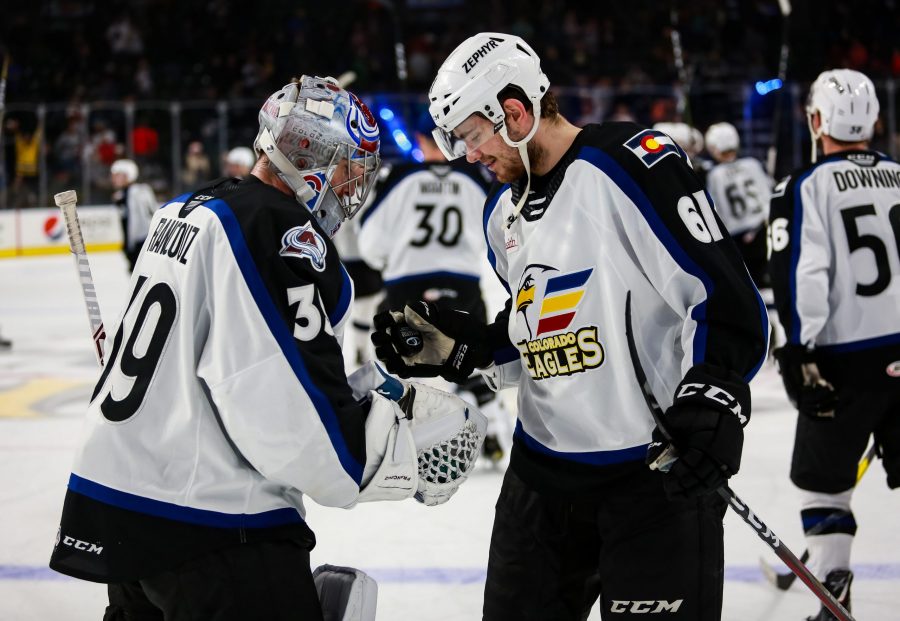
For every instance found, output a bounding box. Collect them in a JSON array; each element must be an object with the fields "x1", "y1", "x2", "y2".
[
  {"x1": 760, "y1": 441, "x2": 878, "y2": 590},
  {"x1": 624, "y1": 292, "x2": 855, "y2": 621},
  {"x1": 54, "y1": 190, "x2": 106, "y2": 366},
  {"x1": 669, "y1": 4, "x2": 692, "y2": 126}
]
